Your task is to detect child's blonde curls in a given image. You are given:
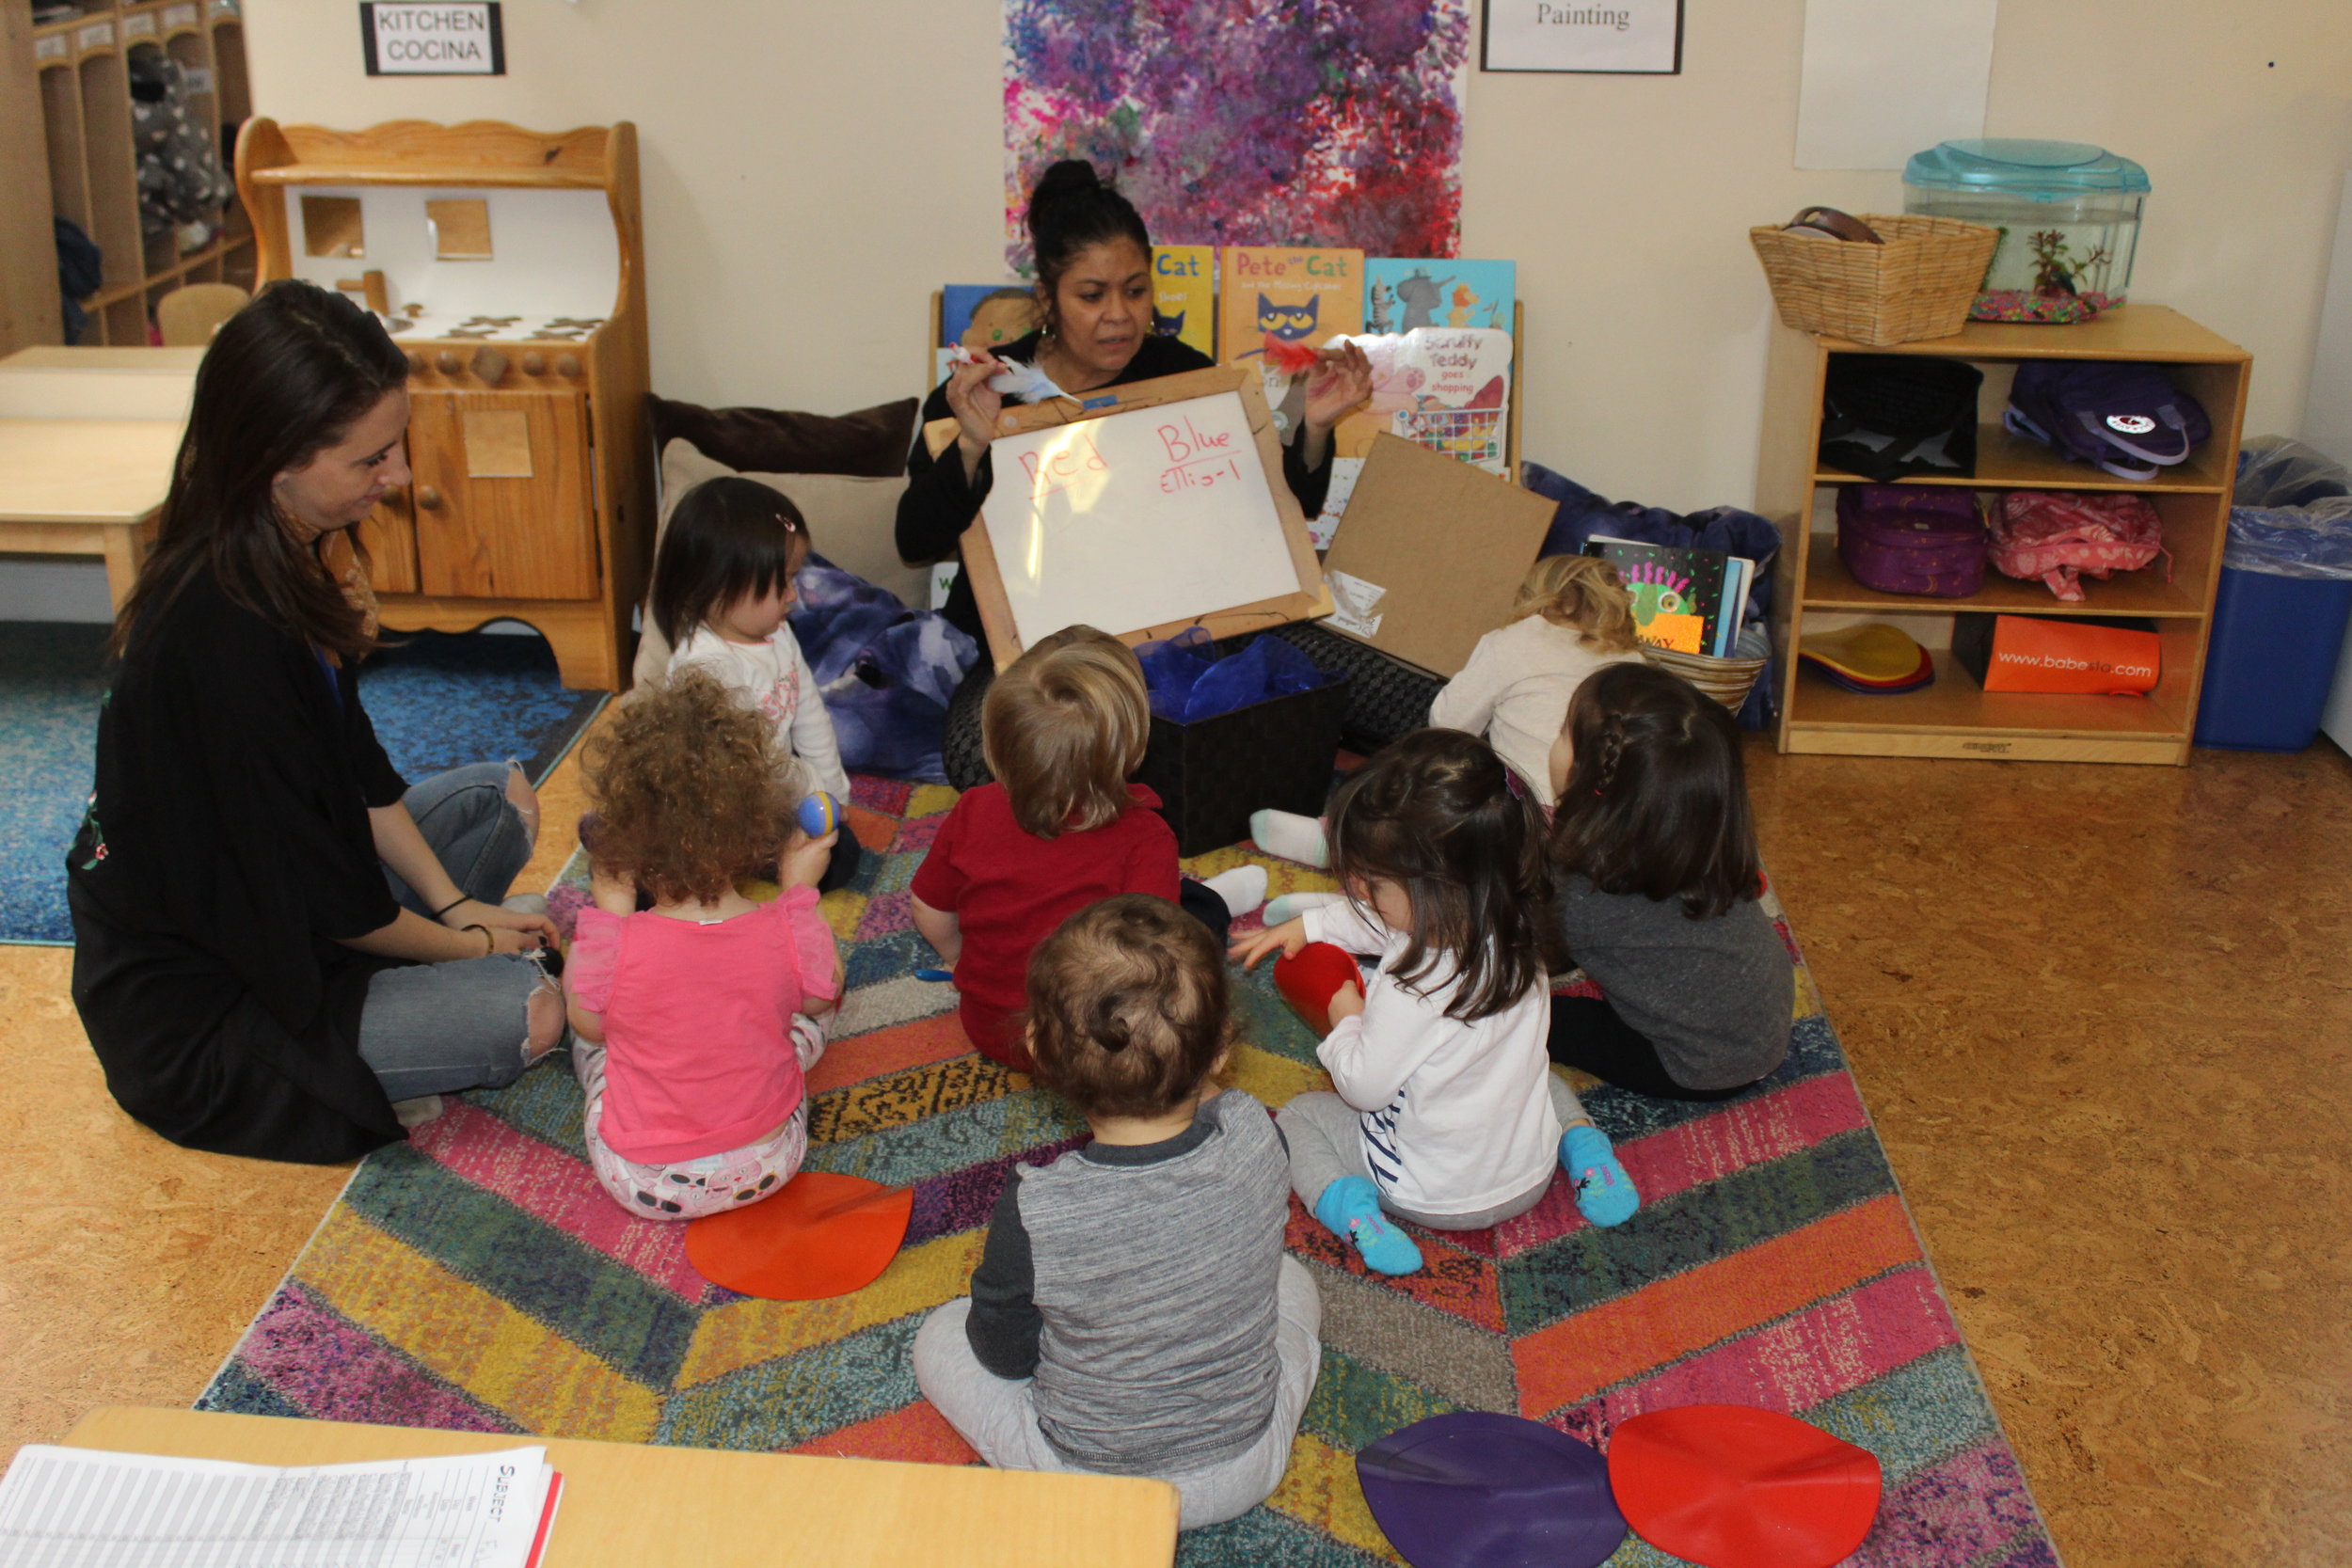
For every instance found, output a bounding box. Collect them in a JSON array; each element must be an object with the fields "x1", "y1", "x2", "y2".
[{"x1": 1508, "y1": 554, "x2": 1640, "y2": 654}]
